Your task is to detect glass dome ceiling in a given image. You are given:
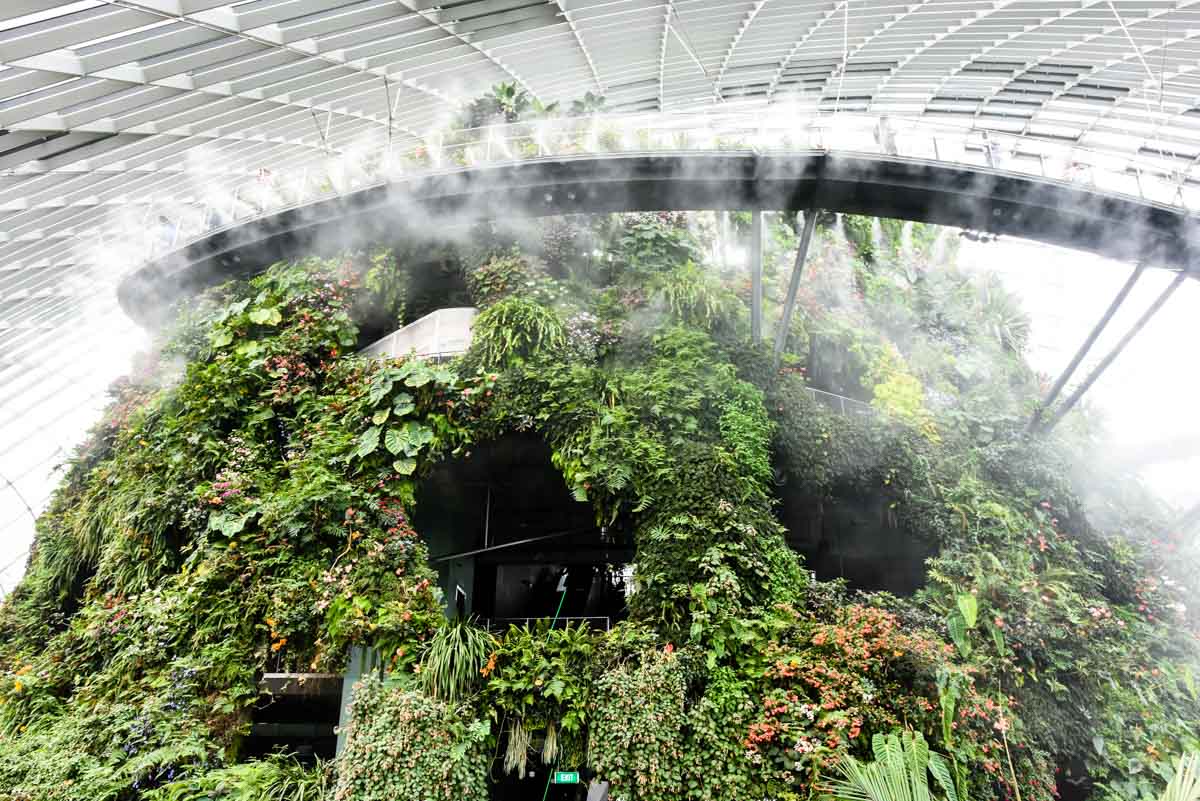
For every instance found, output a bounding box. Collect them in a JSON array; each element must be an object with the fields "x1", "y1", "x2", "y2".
[{"x1": 3, "y1": 0, "x2": 1200, "y2": 591}]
